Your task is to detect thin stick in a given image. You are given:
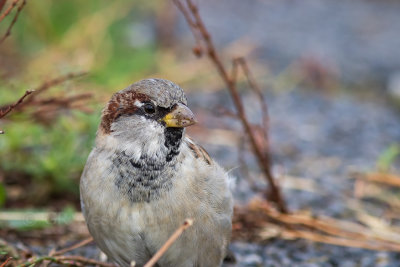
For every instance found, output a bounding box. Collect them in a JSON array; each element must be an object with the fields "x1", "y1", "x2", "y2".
[
  {"x1": 282, "y1": 229, "x2": 400, "y2": 251},
  {"x1": 17, "y1": 255, "x2": 115, "y2": 267},
  {"x1": 235, "y1": 199, "x2": 400, "y2": 251},
  {"x1": 0, "y1": 71, "x2": 87, "y2": 114},
  {"x1": 25, "y1": 71, "x2": 87, "y2": 101},
  {"x1": 0, "y1": 71, "x2": 87, "y2": 133},
  {"x1": 50, "y1": 237, "x2": 94, "y2": 256},
  {"x1": 0, "y1": 0, "x2": 18, "y2": 23},
  {"x1": 0, "y1": 0, "x2": 26, "y2": 44},
  {"x1": 354, "y1": 172, "x2": 400, "y2": 188},
  {"x1": 0, "y1": 90, "x2": 34, "y2": 119},
  {"x1": 232, "y1": 57, "x2": 270, "y2": 139},
  {"x1": 144, "y1": 219, "x2": 194, "y2": 267},
  {"x1": 0, "y1": 0, "x2": 7, "y2": 13},
  {"x1": 0, "y1": 89, "x2": 34, "y2": 133},
  {"x1": 174, "y1": 0, "x2": 287, "y2": 212},
  {"x1": 172, "y1": 0, "x2": 203, "y2": 55},
  {"x1": 0, "y1": 257, "x2": 12, "y2": 267},
  {"x1": 55, "y1": 255, "x2": 115, "y2": 267},
  {"x1": 30, "y1": 93, "x2": 92, "y2": 107}
]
